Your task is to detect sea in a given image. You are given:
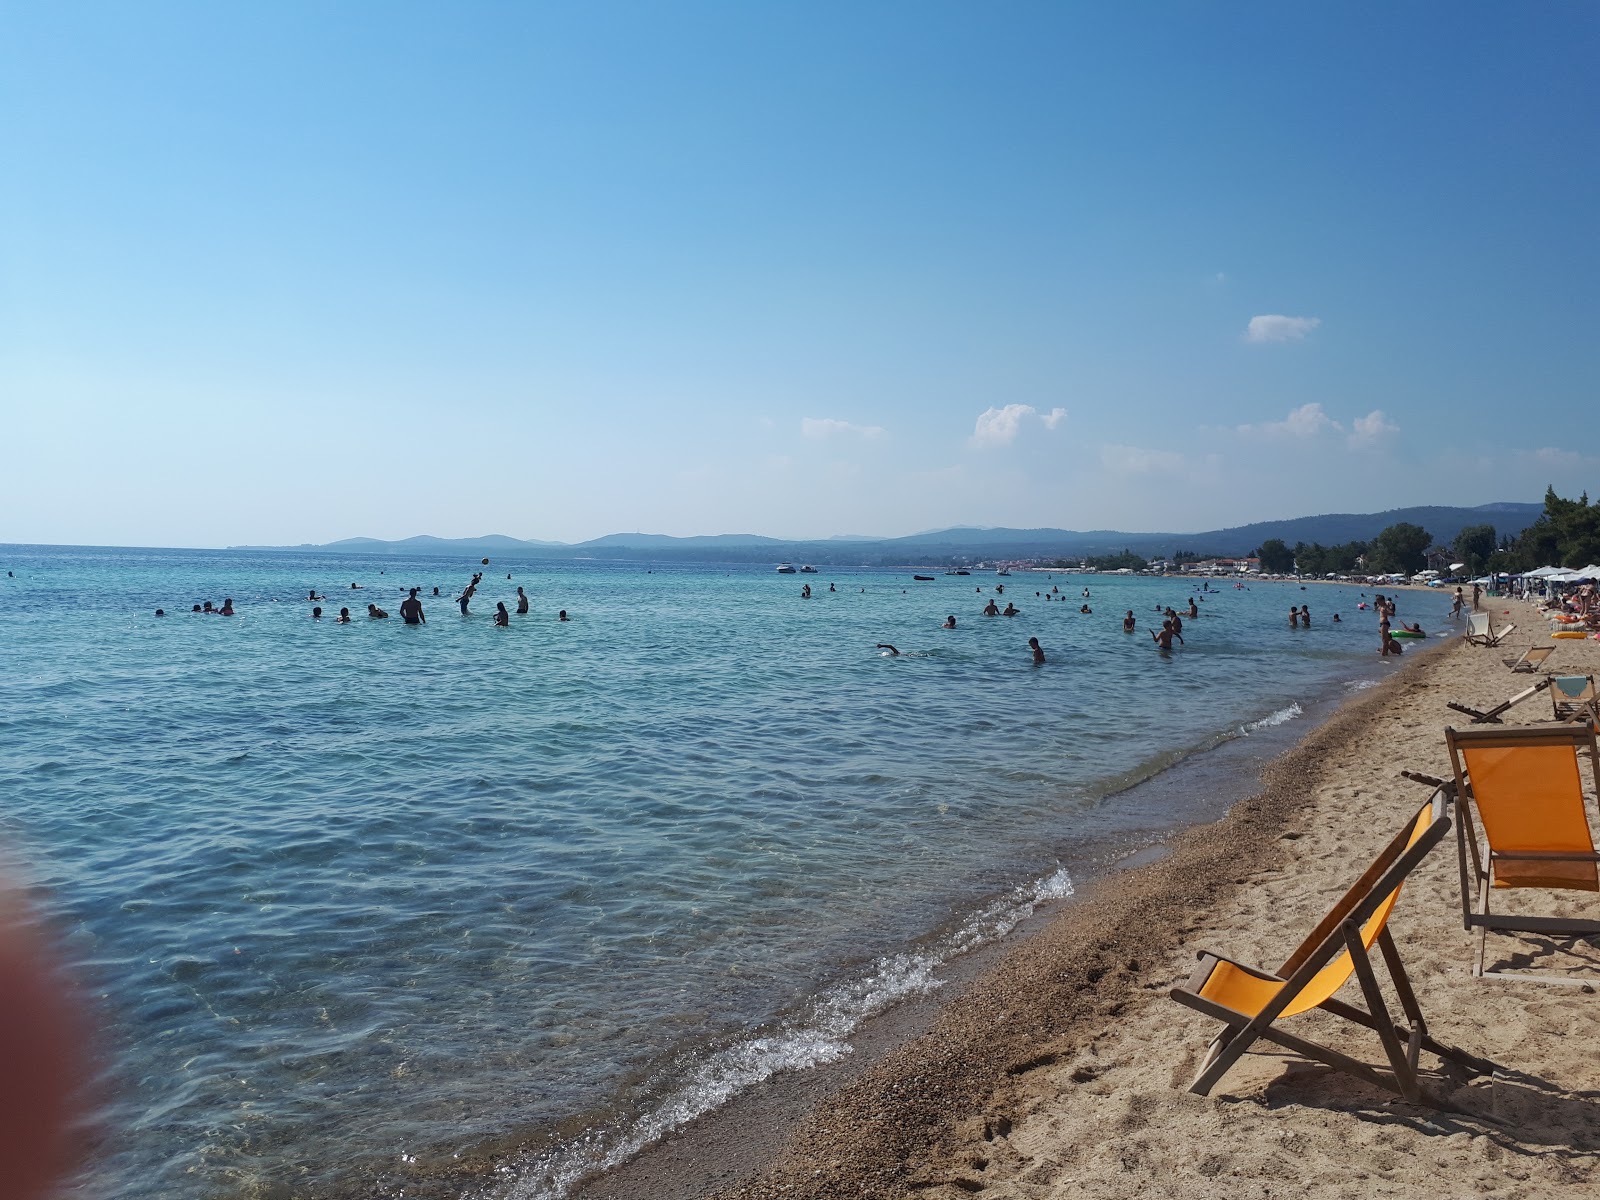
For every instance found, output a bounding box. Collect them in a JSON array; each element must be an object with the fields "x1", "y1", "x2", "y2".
[{"x1": 0, "y1": 546, "x2": 1458, "y2": 1199}]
